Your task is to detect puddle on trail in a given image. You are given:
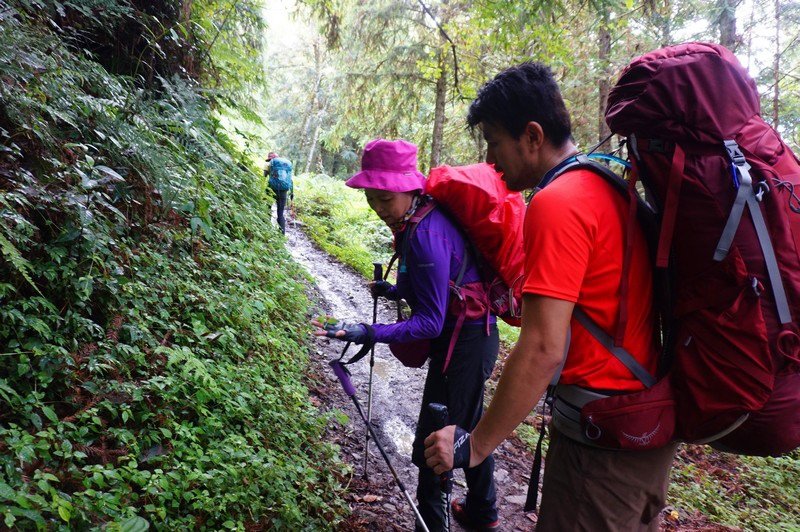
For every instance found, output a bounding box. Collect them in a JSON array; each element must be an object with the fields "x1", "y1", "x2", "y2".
[
  {"x1": 372, "y1": 358, "x2": 390, "y2": 380},
  {"x1": 383, "y1": 415, "x2": 416, "y2": 458}
]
